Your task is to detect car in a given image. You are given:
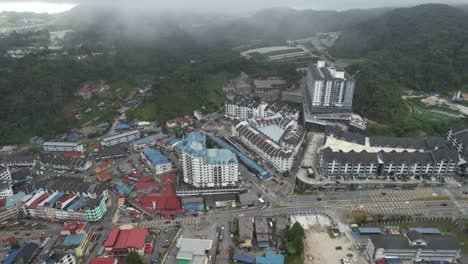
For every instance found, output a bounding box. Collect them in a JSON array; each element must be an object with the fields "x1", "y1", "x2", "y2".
[
  {"x1": 221, "y1": 225, "x2": 225, "y2": 231},
  {"x1": 13, "y1": 231, "x2": 19, "y2": 235},
  {"x1": 335, "y1": 246, "x2": 342, "y2": 250},
  {"x1": 164, "y1": 239, "x2": 169, "y2": 243},
  {"x1": 440, "y1": 203, "x2": 448, "y2": 206},
  {"x1": 380, "y1": 192, "x2": 386, "y2": 196},
  {"x1": 25, "y1": 233, "x2": 31, "y2": 236},
  {"x1": 316, "y1": 197, "x2": 322, "y2": 201},
  {"x1": 164, "y1": 220, "x2": 171, "y2": 224},
  {"x1": 162, "y1": 243, "x2": 169, "y2": 248},
  {"x1": 97, "y1": 226, "x2": 104, "y2": 231}
]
